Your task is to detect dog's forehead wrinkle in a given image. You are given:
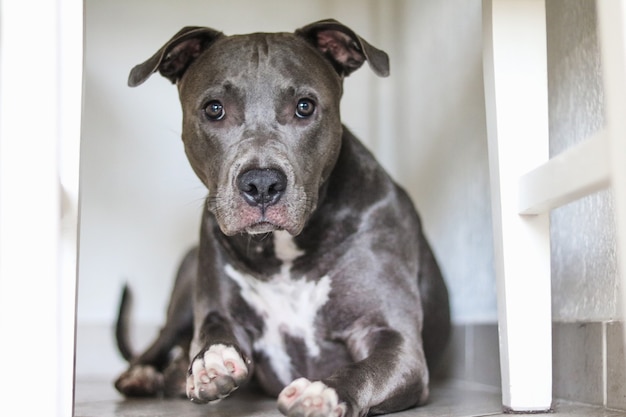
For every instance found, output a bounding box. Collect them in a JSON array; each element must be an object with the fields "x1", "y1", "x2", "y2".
[
  {"x1": 190, "y1": 40, "x2": 336, "y2": 129},
  {"x1": 215, "y1": 33, "x2": 336, "y2": 92}
]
